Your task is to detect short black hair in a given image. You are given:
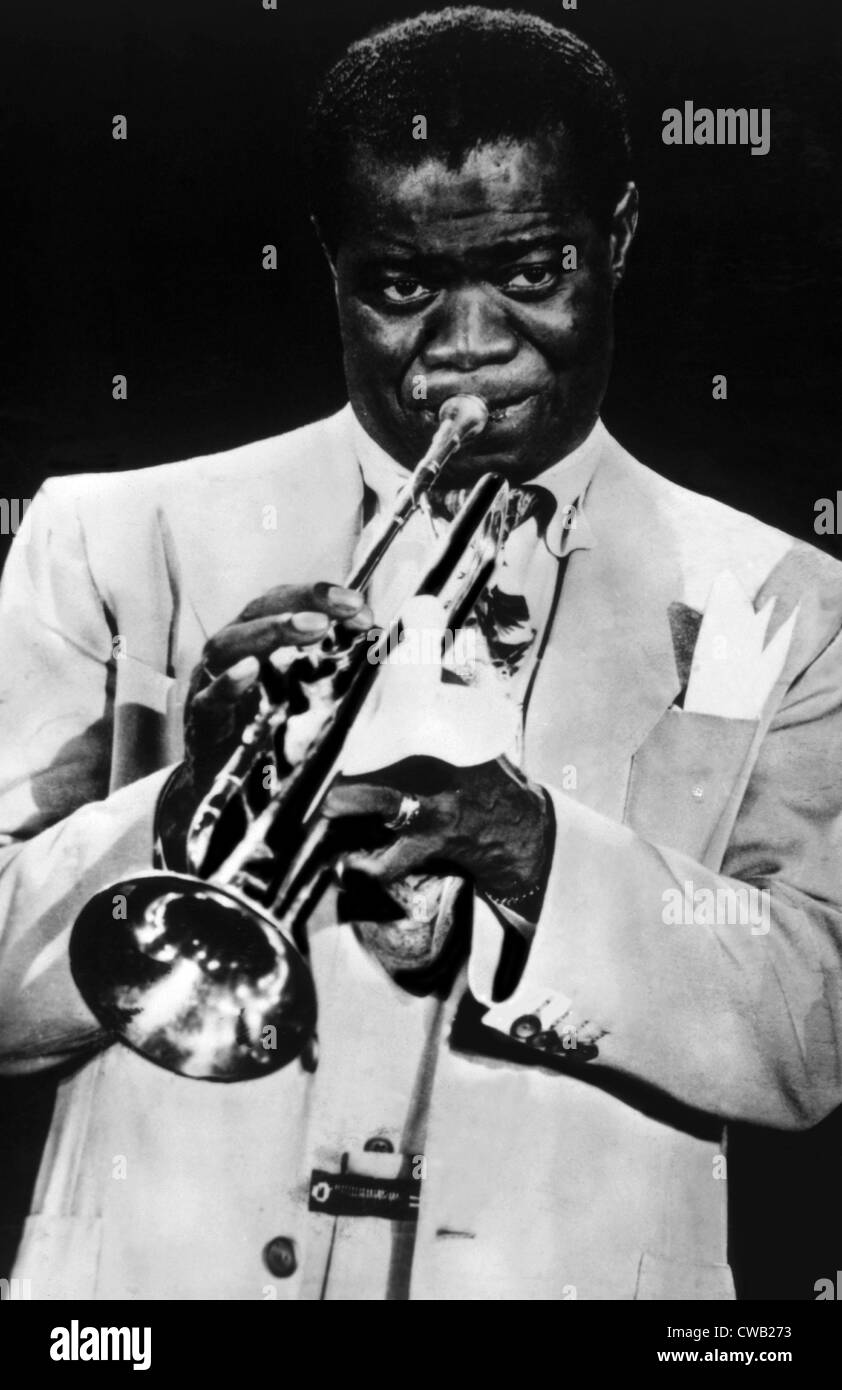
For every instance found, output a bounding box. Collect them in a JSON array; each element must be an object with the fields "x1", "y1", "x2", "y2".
[{"x1": 305, "y1": 6, "x2": 632, "y2": 250}]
